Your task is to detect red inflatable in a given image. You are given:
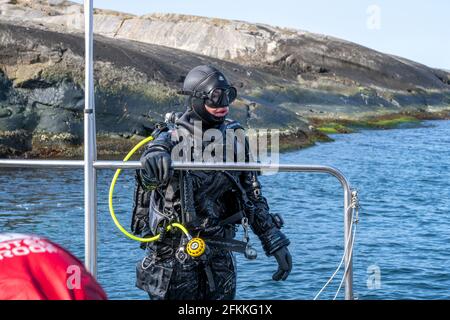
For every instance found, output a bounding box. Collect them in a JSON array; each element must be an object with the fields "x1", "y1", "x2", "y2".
[{"x1": 0, "y1": 233, "x2": 107, "y2": 300}]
